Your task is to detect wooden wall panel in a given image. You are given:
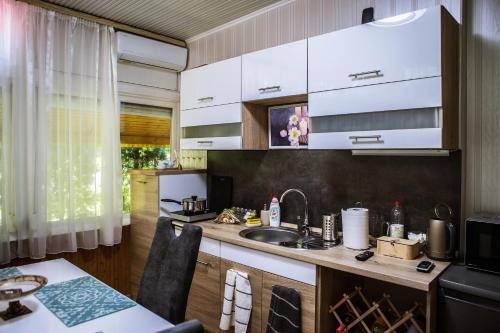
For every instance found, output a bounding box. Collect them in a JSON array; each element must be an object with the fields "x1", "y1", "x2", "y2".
[
  {"x1": 186, "y1": 0, "x2": 462, "y2": 69},
  {"x1": 267, "y1": 8, "x2": 279, "y2": 48},
  {"x1": 465, "y1": 0, "x2": 500, "y2": 216},
  {"x1": 2, "y1": 226, "x2": 131, "y2": 296}
]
